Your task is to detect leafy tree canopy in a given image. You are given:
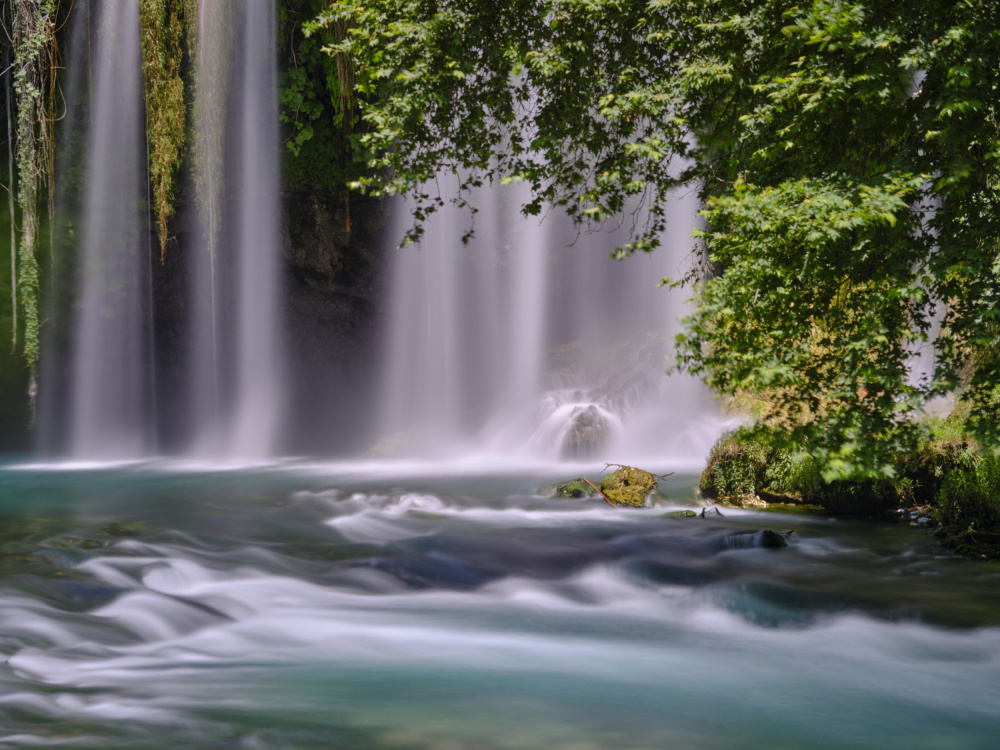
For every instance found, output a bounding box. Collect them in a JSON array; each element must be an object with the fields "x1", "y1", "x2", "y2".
[{"x1": 311, "y1": 0, "x2": 1000, "y2": 479}]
